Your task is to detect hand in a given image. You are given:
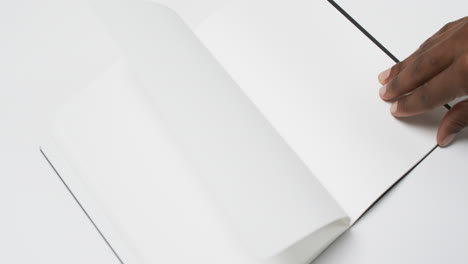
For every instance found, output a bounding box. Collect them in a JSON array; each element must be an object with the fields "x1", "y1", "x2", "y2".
[{"x1": 378, "y1": 16, "x2": 468, "y2": 147}]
